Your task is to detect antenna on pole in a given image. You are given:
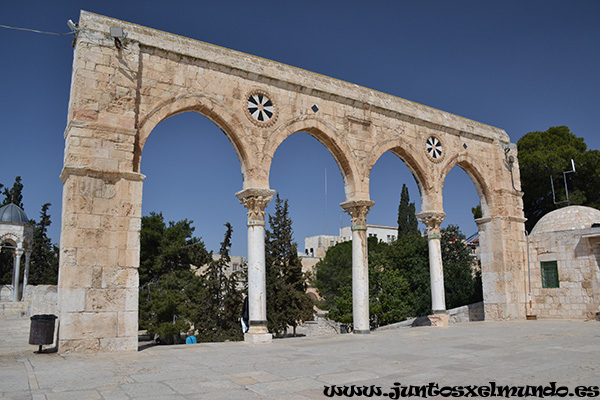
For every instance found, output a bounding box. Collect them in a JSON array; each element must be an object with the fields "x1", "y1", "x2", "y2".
[
  {"x1": 551, "y1": 159, "x2": 576, "y2": 206},
  {"x1": 325, "y1": 168, "x2": 328, "y2": 235}
]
